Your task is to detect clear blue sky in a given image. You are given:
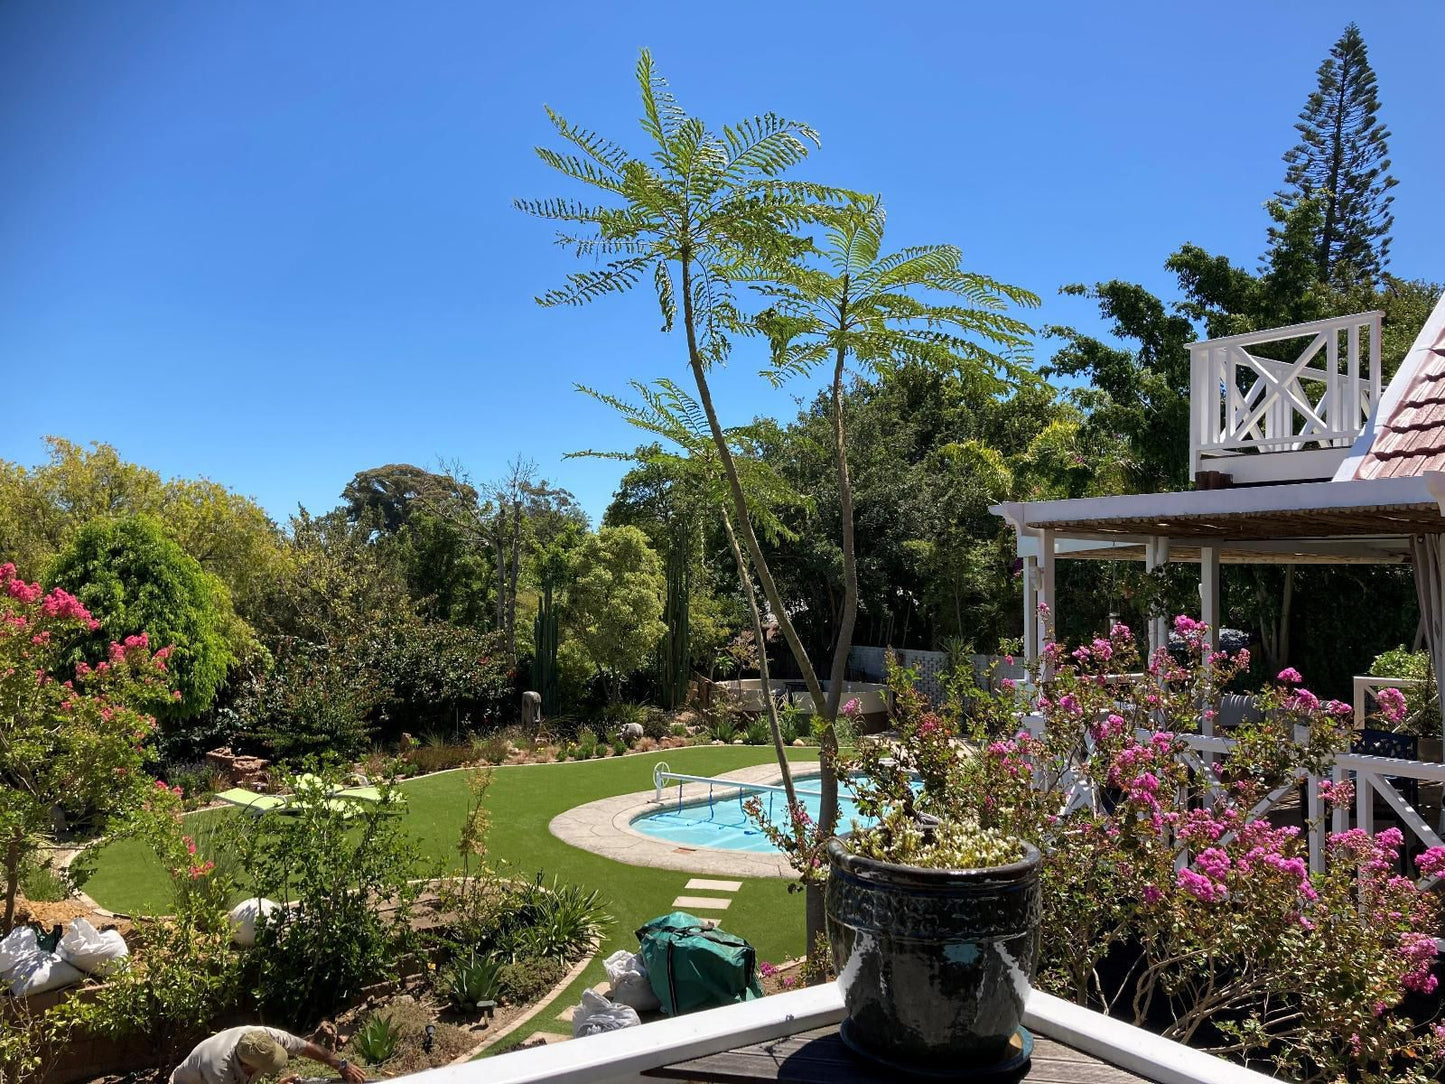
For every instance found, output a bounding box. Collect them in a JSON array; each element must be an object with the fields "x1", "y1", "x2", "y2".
[{"x1": 2, "y1": 2, "x2": 1442, "y2": 525}]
